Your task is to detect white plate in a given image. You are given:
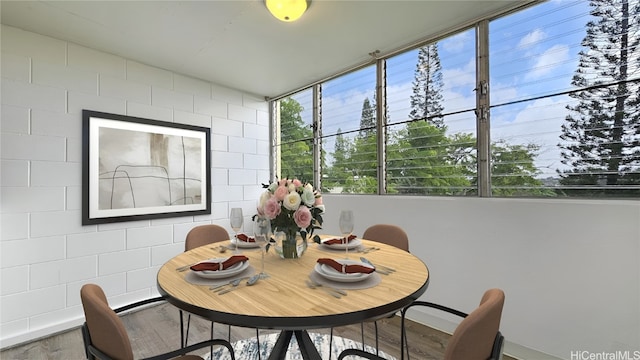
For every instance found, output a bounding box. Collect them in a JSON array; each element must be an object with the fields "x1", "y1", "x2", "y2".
[
  {"x1": 230, "y1": 238, "x2": 261, "y2": 248},
  {"x1": 321, "y1": 238, "x2": 362, "y2": 250},
  {"x1": 192, "y1": 258, "x2": 250, "y2": 279},
  {"x1": 314, "y1": 260, "x2": 373, "y2": 283}
]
